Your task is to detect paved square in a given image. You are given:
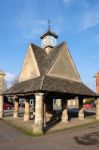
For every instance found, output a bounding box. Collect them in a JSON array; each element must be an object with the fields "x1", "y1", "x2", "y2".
[{"x1": 0, "y1": 120, "x2": 99, "y2": 150}]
